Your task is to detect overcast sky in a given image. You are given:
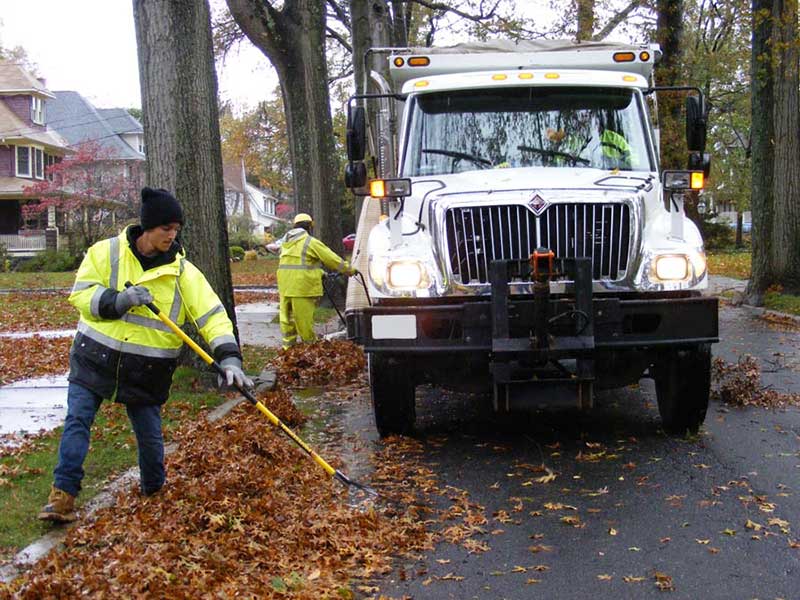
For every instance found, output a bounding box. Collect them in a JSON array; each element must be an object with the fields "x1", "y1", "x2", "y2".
[{"x1": 1, "y1": 0, "x2": 275, "y2": 110}]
